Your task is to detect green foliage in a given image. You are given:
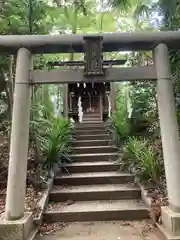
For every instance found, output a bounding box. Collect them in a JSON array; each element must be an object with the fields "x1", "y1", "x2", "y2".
[
  {"x1": 121, "y1": 137, "x2": 164, "y2": 183},
  {"x1": 108, "y1": 0, "x2": 131, "y2": 10},
  {"x1": 129, "y1": 81, "x2": 157, "y2": 136},
  {"x1": 136, "y1": 145, "x2": 163, "y2": 183},
  {"x1": 157, "y1": 0, "x2": 179, "y2": 28},
  {"x1": 110, "y1": 80, "x2": 163, "y2": 185},
  {"x1": 109, "y1": 84, "x2": 131, "y2": 144},
  {"x1": 130, "y1": 82, "x2": 156, "y2": 118},
  {"x1": 30, "y1": 85, "x2": 72, "y2": 170},
  {"x1": 122, "y1": 136, "x2": 147, "y2": 167},
  {"x1": 0, "y1": 0, "x2": 52, "y2": 34},
  {"x1": 40, "y1": 117, "x2": 72, "y2": 170}
]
